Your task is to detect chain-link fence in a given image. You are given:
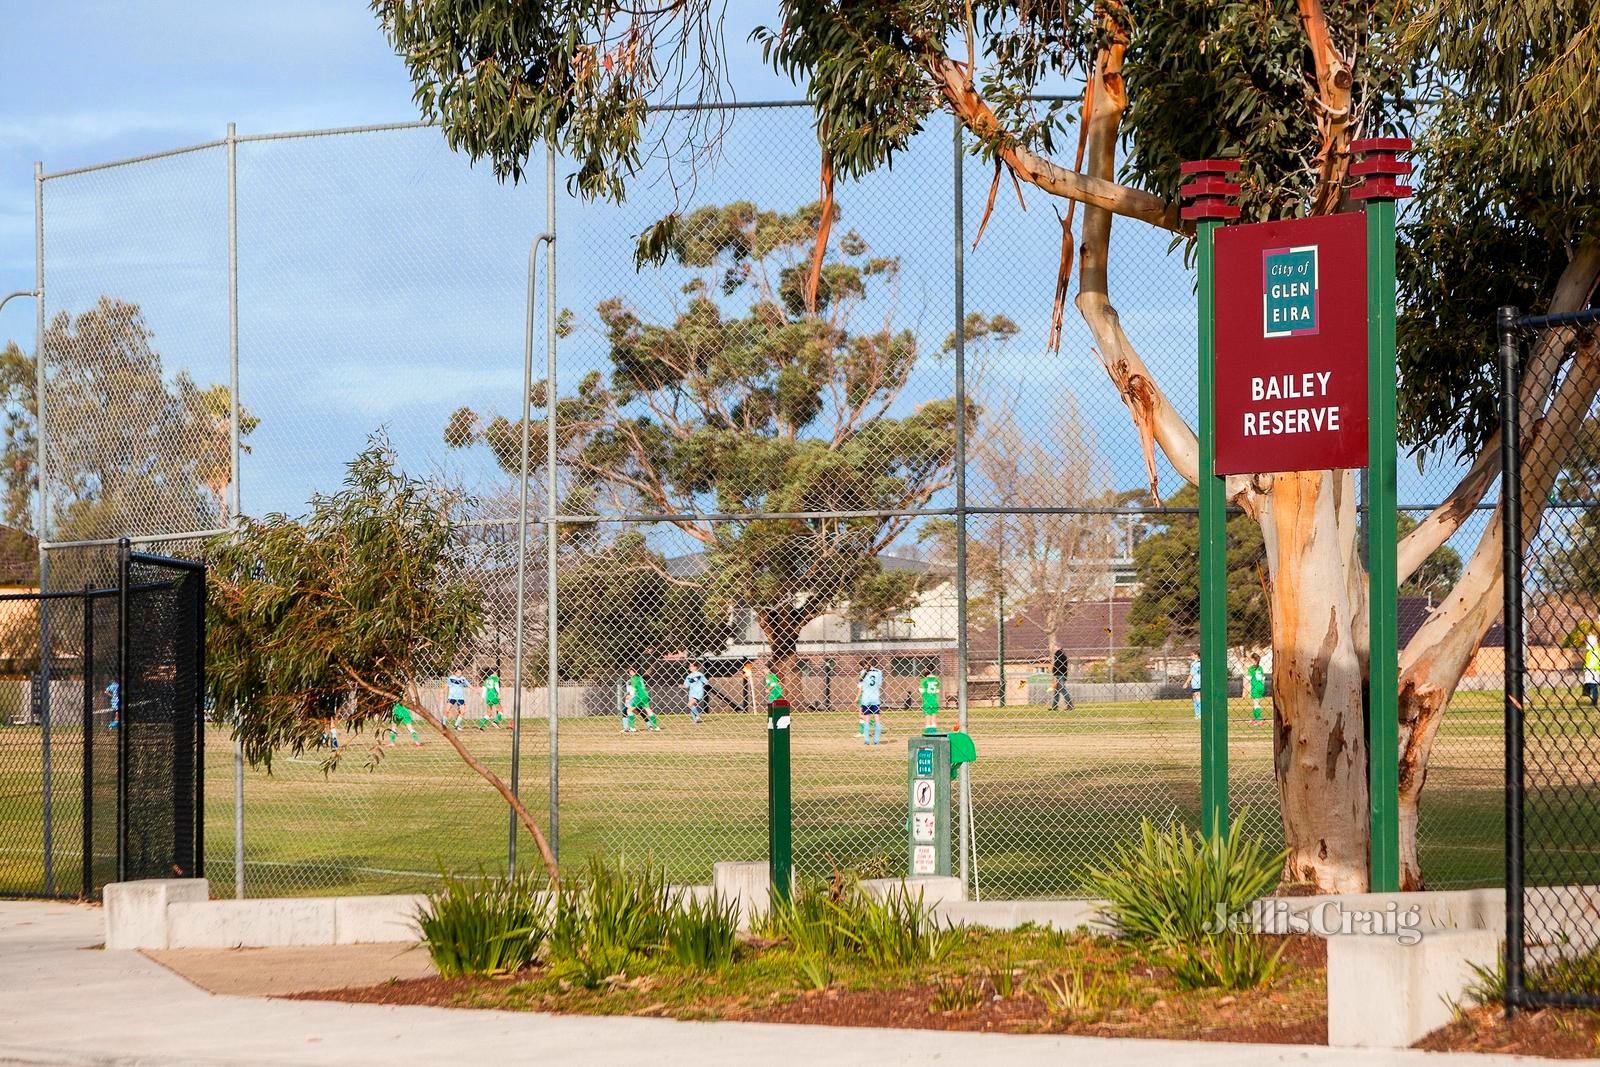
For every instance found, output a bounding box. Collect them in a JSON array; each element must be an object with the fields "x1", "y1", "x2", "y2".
[
  {"x1": 1502, "y1": 306, "x2": 1600, "y2": 1009},
  {"x1": 11, "y1": 104, "x2": 1521, "y2": 899},
  {"x1": 0, "y1": 550, "x2": 201, "y2": 897}
]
